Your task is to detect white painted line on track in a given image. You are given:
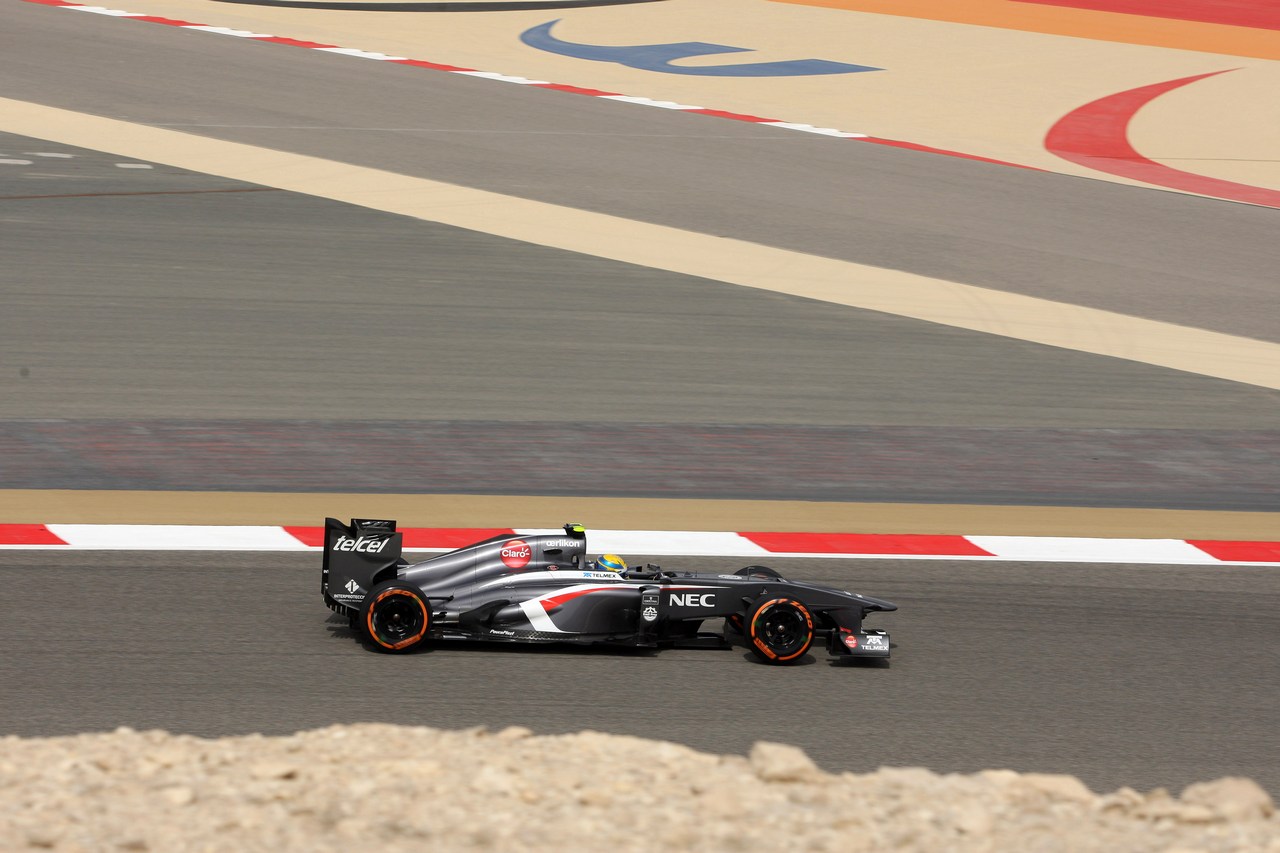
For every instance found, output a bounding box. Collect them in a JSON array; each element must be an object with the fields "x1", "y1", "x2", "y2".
[
  {"x1": 454, "y1": 71, "x2": 550, "y2": 84},
  {"x1": 43, "y1": 524, "x2": 310, "y2": 550},
  {"x1": 599, "y1": 96, "x2": 707, "y2": 111},
  {"x1": 764, "y1": 122, "x2": 869, "y2": 138},
  {"x1": 181, "y1": 26, "x2": 274, "y2": 38},
  {"x1": 63, "y1": 5, "x2": 143, "y2": 14},
  {"x1": 313, "y1": 48, "x2": 409, "y2": 60}
]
